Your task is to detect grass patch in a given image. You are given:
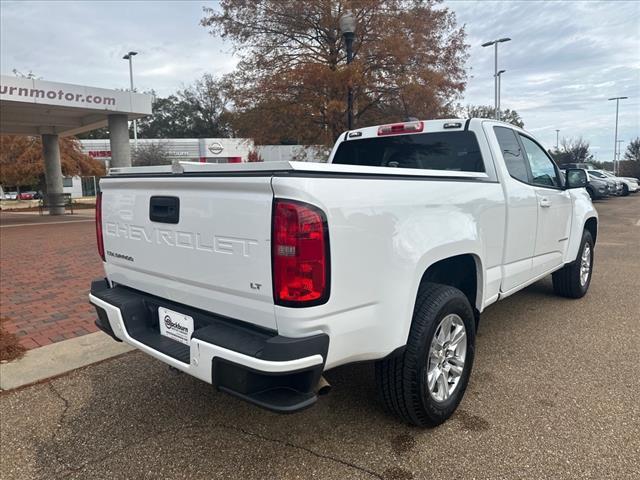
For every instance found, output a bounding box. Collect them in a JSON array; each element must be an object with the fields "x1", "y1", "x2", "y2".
[{"x1": 0, "y1": 317, "x2": 26, "y2": 362}]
